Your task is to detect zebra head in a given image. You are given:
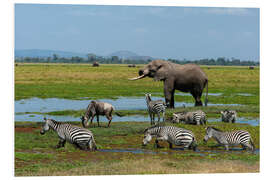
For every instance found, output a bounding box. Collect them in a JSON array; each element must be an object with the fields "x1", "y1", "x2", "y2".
[
  {"x1": 142, "y1": 129, "x2": 152, "y2": 146},
  {"x1": 172, "y1": 112, "x2": 185, "y2": 123},
  {"x1": 203, "y1": 127, "x2": 214, "y2": 142},
  {"x1": 145, "y1": 93, "x2": 152, "y2": 101},
  {"x1": 40, "y1": 117, "x2": 50, "y2": 135}
]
